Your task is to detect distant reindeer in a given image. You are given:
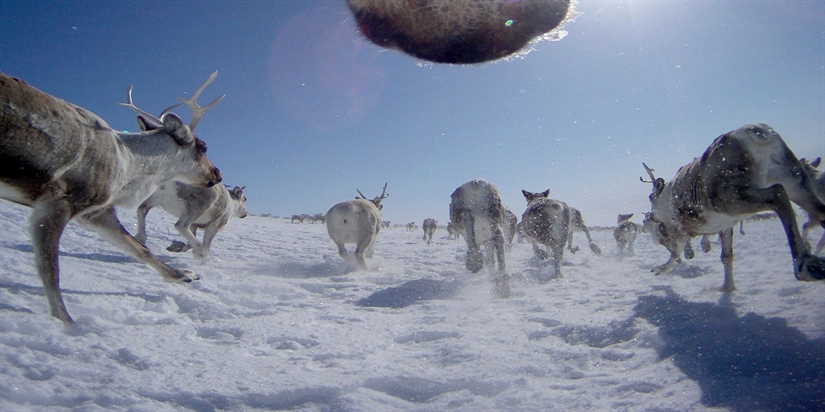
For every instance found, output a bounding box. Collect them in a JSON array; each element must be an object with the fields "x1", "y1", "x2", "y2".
[
  {"x1": 422, "y1": 218, "x2": 437, "y2": 244},
  {"x1": 0, "y1": 71, "x2": 223, "y2": 324},
  {"x1": 450, "y1": 179, "x2": 510, "y2": 298},
  {"x1": 800, "y1": 157, "x2": 825, "y2": 255},
  {"x1": 382, "y1": 220, "x2": 391, "y2": 229},
  {"x1": 446, "y1": 222, "x2": 461, "y2": 241},
  {"x1": 520, "y1": 189, "x2": 571, "y2": 278},
  {"x1": 290, "y1": 214, "x2": 309, "y2": 223},
  {"x1": 613, "y1": 213, "x2": 639, "y2": 255},
  {"x1": 406, "y1": 221, "x2": 417, "y2": 232},
  {"x1": 566, "y1": 206, "x2": 601, "y2": 255},
  {"x1": 503, "y1": 209, "x2": 518, "y2": 249},
  {"x1": 135, "y1": 183, "x2": 248, "y2": 263},
  {"x1": 641, "y1": 123, "x2": 825, "y2": 291},
  {"x1": 311, "y1": 213, "x2": 325, "y2": 224},
  {"x1": 325, "y1": 183, "x2": 388, "y2": 270}
]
